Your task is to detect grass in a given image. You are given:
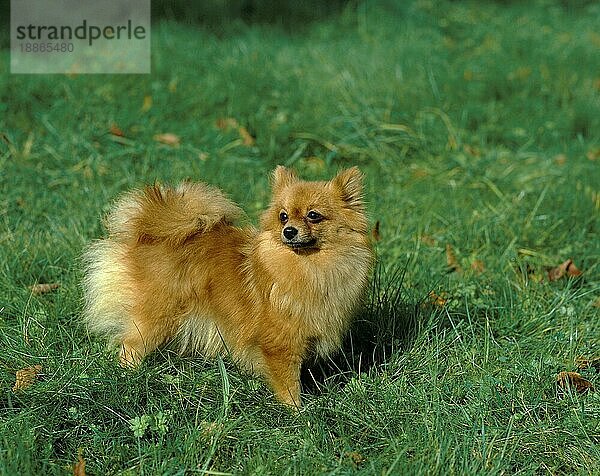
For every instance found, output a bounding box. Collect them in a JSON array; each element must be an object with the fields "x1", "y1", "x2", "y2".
[{"x1": 1, "y1": 0, "x2": 599, "y2": 473}]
